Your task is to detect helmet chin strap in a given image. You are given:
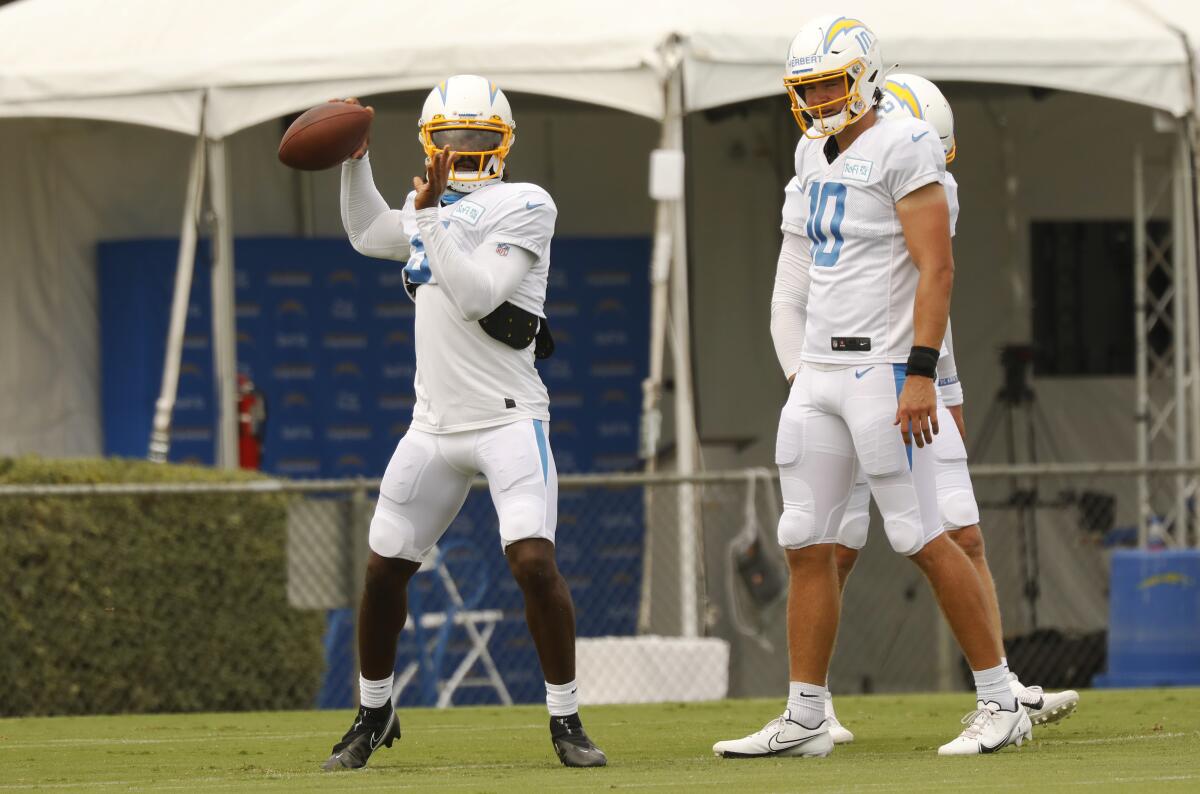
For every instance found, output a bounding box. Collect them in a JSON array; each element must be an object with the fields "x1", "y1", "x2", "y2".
[
  {"x1": 458, "y1": 154, "x2": 503, "y2": 189},
  {"x1": 440, "y1": 190, "x2": 466, "y2": 205},
  {"x1": 809, "y1": 110, "x2": 848, "y2": 137}
]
